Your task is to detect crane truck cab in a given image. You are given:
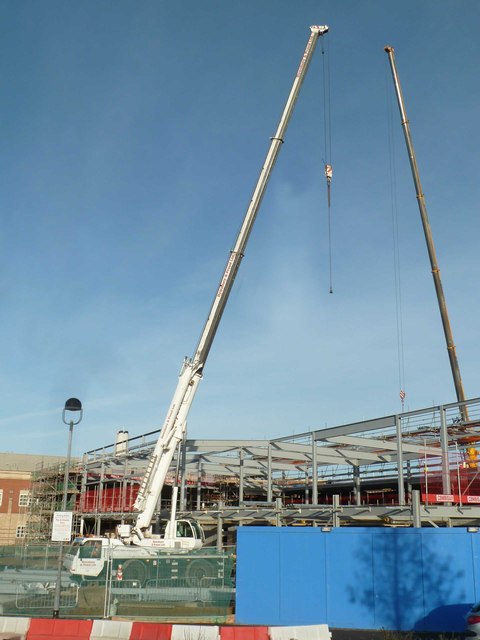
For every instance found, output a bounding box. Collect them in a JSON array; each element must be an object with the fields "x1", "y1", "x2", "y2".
[
  {"x1": 117, "y1": 517, "x2": 204, "y2": 550},
  {"x1": 64, "y1": 537, "x2": 124, "y2": 579}
]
